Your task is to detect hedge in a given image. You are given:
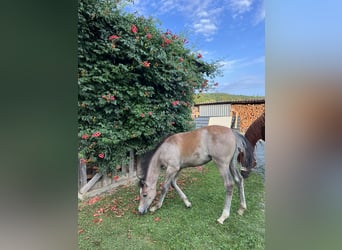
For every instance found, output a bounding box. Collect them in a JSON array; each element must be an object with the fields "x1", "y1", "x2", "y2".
[{"x1": 78, "y1": 0, "x2": 219, "y2": 173}]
